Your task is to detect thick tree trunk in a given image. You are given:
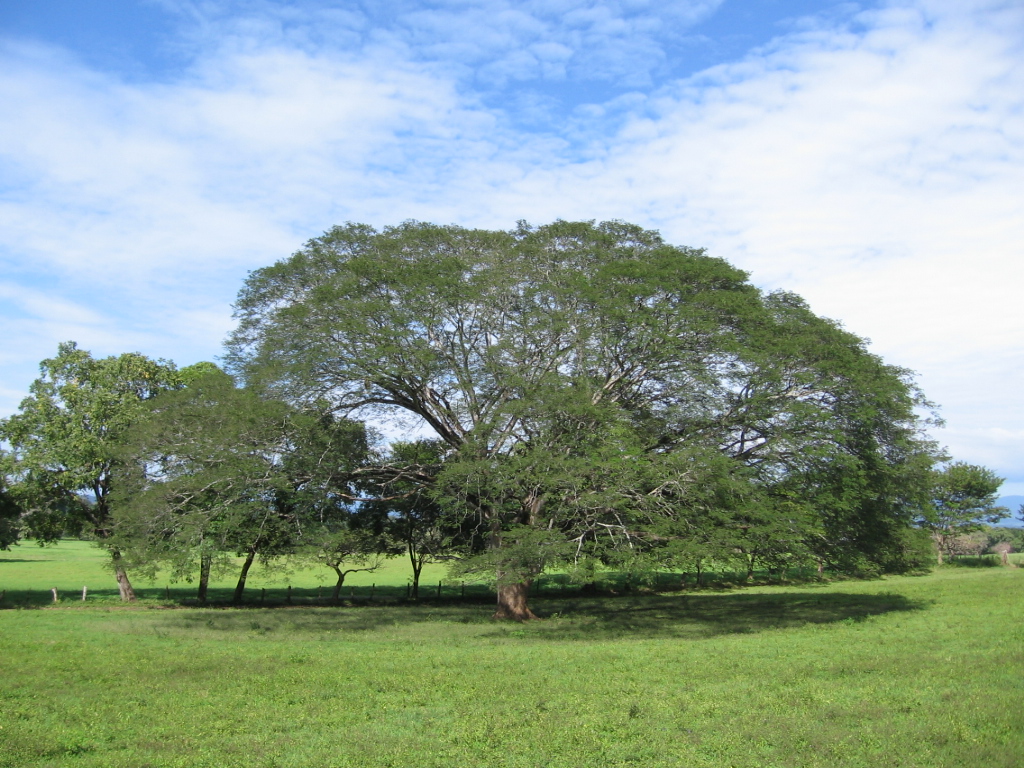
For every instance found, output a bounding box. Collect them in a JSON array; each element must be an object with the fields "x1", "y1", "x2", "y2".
[
  {"x1": 111, "y1": 550, "x2": 136, "y2": 602},
  {"x1": 487, "y1": 498, "x2": 542, "y2": 621},
  {"x1": 233, "y1": 547, "x2": 257, "y2": 605},
  {"x1": 493, "y1": 581, "x2": 538, "y2": 621},
  {"x1": 197, "y1": 555, "x2": 212, "y2": 603}
]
